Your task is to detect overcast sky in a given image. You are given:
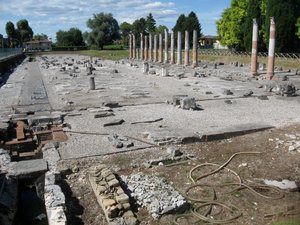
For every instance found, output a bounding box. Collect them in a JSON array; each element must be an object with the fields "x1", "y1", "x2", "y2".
[{"x1": 0, "y1": 0, "x2": 231, "y2": 40}]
